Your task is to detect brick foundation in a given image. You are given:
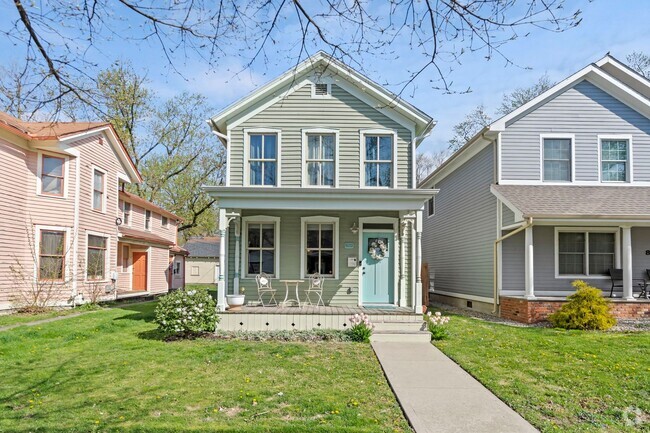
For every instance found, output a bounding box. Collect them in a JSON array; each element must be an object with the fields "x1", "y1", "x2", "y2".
[{"x1": 500, "y1": 296, "x2": 650, "y2": 324}]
